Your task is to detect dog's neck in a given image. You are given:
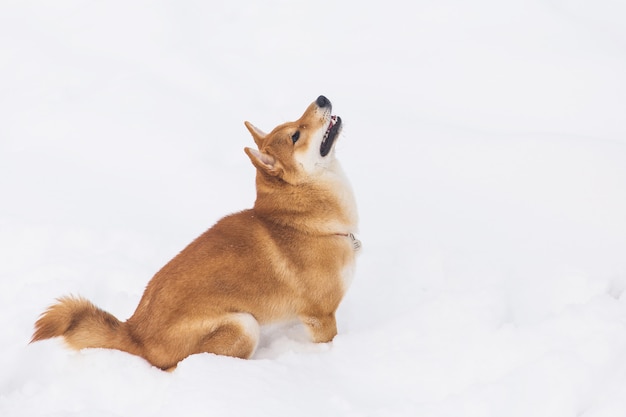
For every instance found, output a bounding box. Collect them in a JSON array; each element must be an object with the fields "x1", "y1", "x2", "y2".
[{"x1": 253, "y1": 163, "x2": 358, "y2": 236}]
